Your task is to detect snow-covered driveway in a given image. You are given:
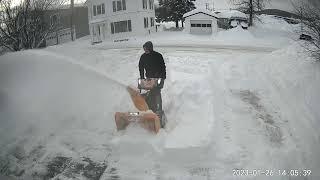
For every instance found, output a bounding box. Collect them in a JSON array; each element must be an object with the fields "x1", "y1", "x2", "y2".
[{"x1": 1, "y1": 40, "x2": 319, "y2": 180}]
